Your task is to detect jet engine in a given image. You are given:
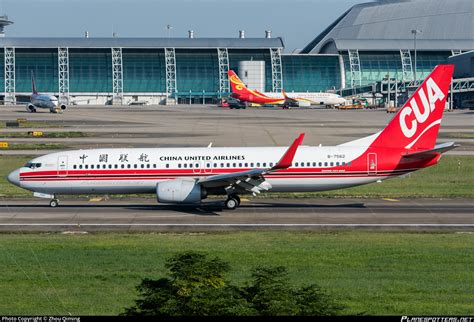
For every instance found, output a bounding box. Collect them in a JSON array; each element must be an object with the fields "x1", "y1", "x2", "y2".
[
  {"x1": 26, "y1": 104, "x2": 36, "y2": 112},
  {"x1": 156, "y1": 179, "x2": 207, "y2": 203},
  {"x1": 60, "y1": 104, "x2": 67, "y2": 111}
]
